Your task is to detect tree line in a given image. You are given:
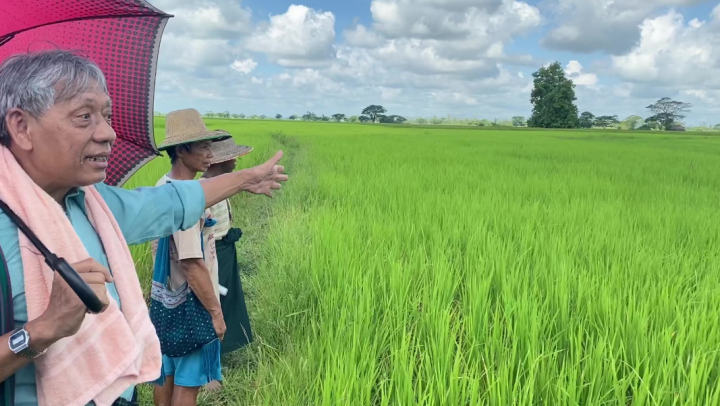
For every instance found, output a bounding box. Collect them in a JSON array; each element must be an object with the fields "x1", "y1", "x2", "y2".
[
  {"x1": 154, "y1": 62, "x2": 706, "y2": 131},
  {"x1": 528, "y1": 62, "x2": 694, "y2": 131},
  {"x1": 154, "y1": 106, "x2": 410, "y2": 124}
]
